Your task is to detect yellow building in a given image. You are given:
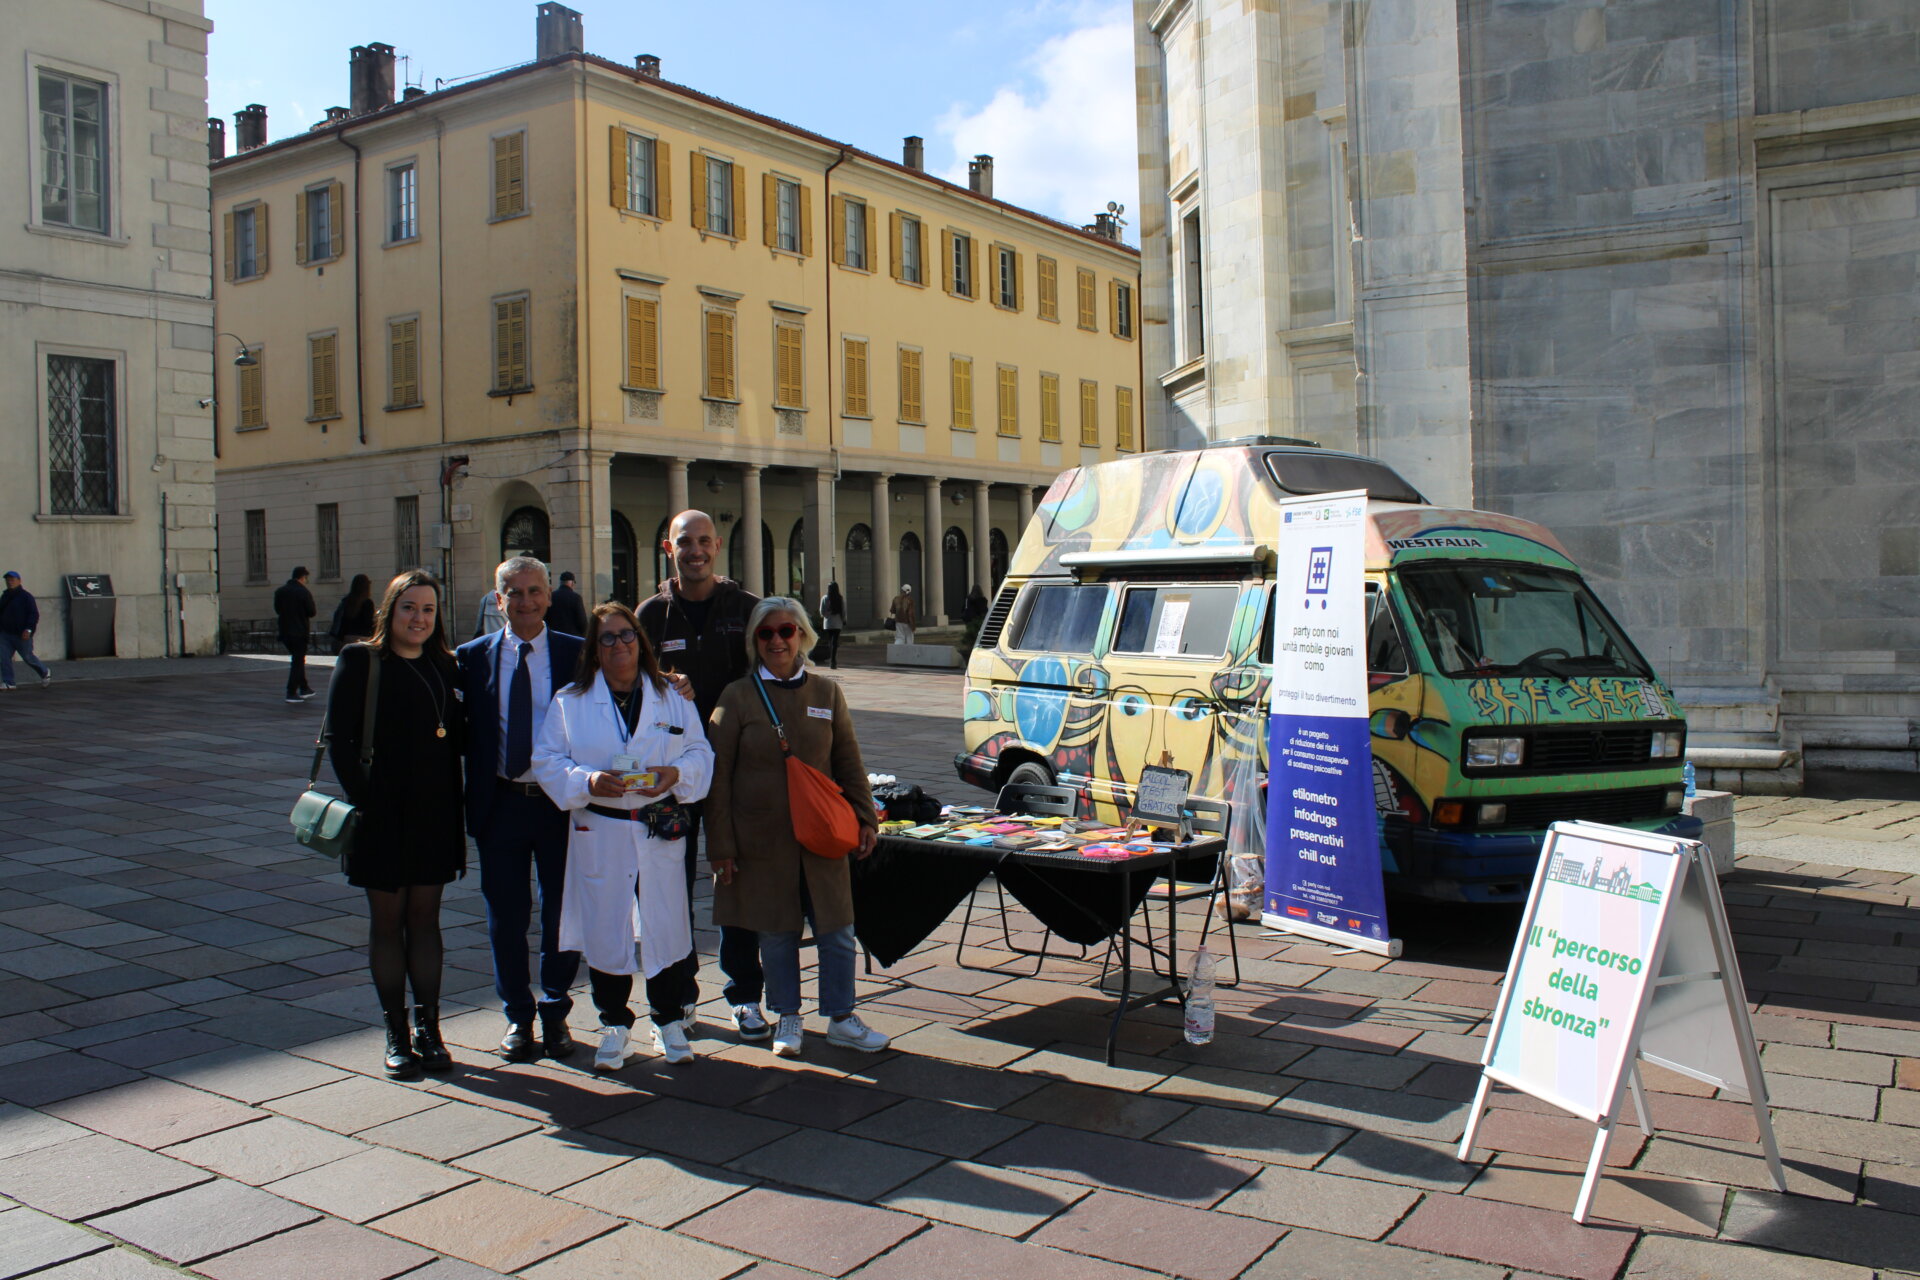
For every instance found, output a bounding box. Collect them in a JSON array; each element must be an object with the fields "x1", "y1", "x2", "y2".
[{"x1": 211, "y1": 6, "x2": 1140, "y2": 630}]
